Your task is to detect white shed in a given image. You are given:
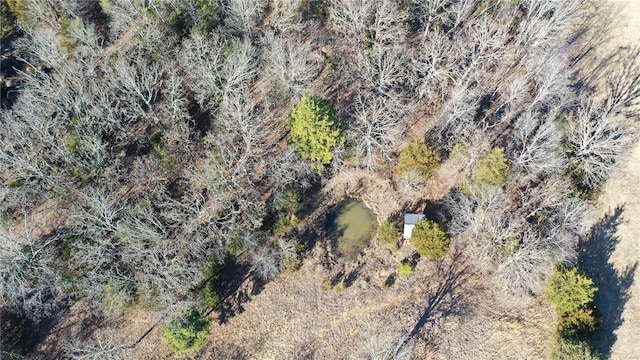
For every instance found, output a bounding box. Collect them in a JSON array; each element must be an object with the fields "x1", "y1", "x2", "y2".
[{"x1": 403, "y1": 213, "x2": 426, "y2": 239}]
